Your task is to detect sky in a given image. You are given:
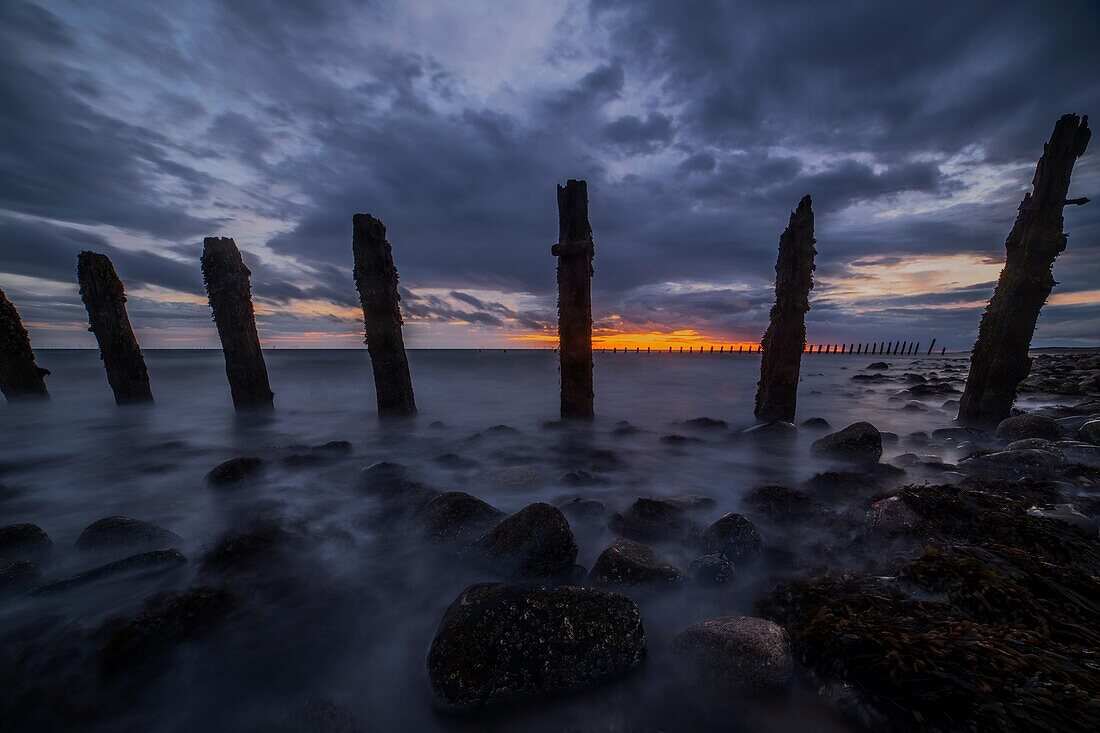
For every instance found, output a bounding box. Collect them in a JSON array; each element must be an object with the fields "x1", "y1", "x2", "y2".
[{"x1": 1, "y1": 0, "x2": 1098, "y2": 350}]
